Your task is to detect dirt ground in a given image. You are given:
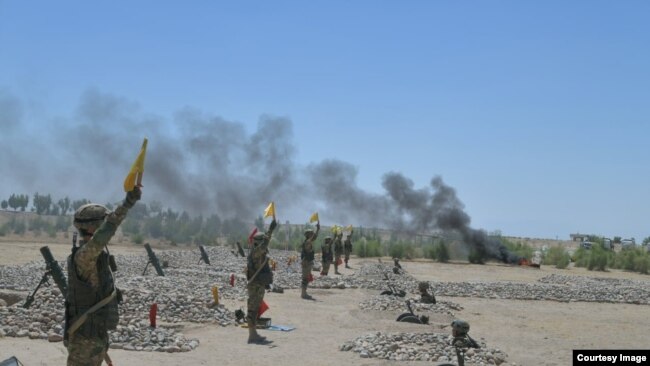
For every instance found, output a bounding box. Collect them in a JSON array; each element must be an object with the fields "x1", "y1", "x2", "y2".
[{"x1": 1, "y1": 240, "x2": 649, "y2": 366}]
